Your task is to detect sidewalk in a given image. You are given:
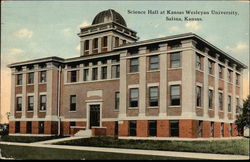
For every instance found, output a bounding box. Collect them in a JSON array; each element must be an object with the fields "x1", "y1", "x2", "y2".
[
  {"x1": 31, "y1": 136, "x2": 86, "y2": 144},
  {"x1": 0, "y1": 141, "x2": 249, "y2": 160}
]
